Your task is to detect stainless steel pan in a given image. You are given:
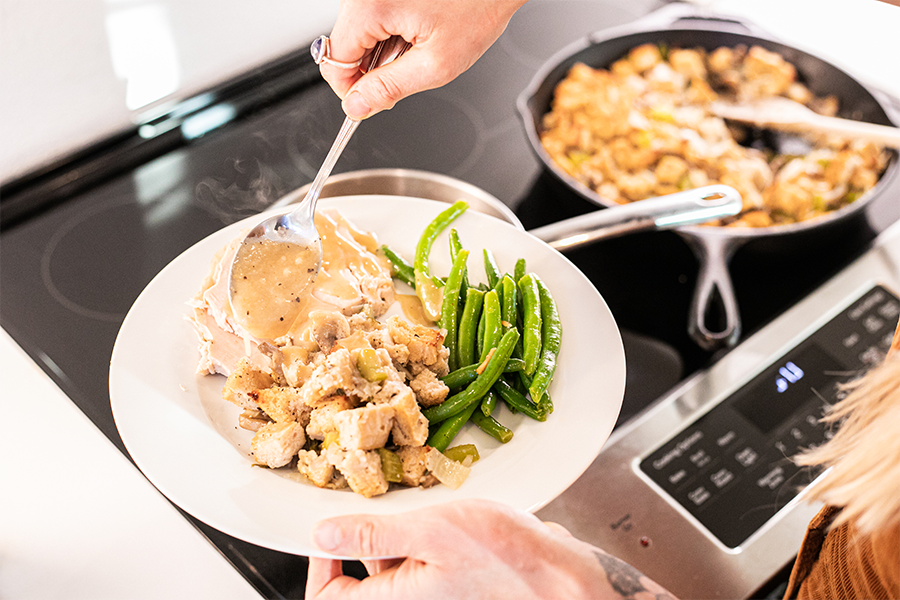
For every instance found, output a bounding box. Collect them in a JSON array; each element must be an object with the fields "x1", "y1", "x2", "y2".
[{"x1": 517, "y1": 4, "x2": 899, "y2": 350}]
